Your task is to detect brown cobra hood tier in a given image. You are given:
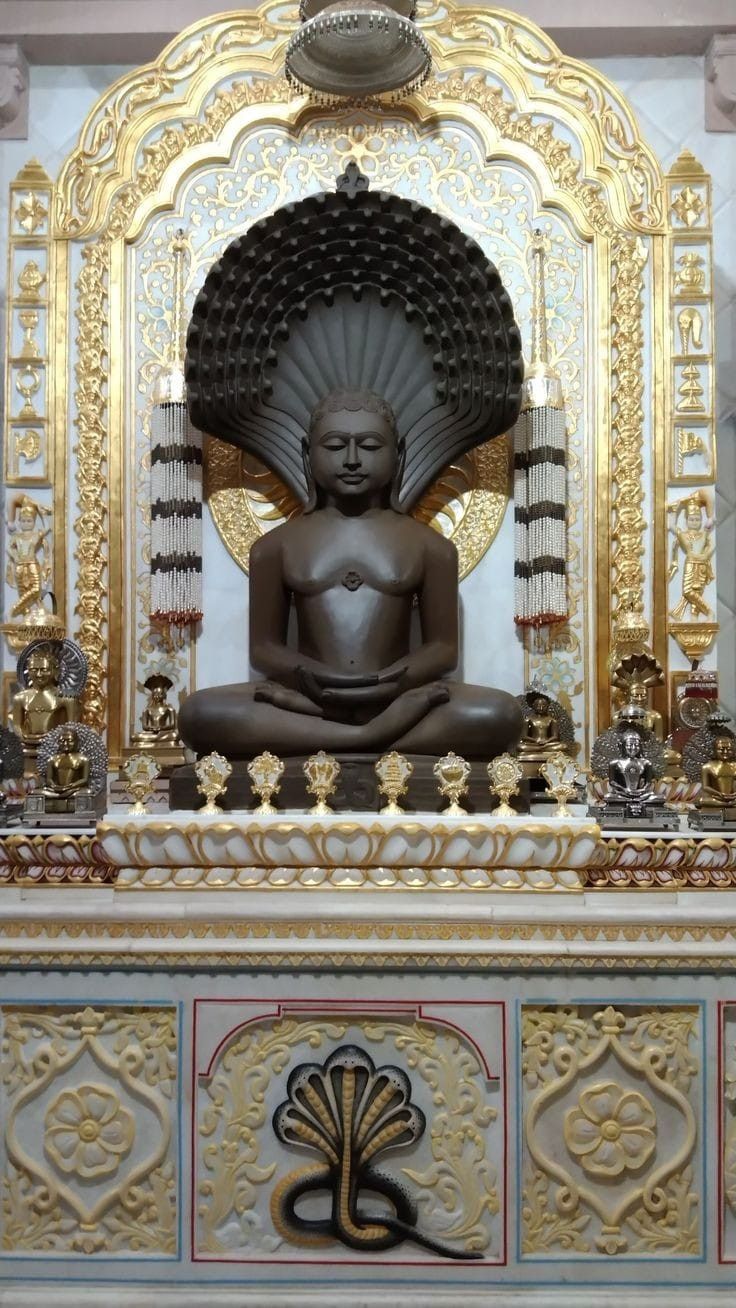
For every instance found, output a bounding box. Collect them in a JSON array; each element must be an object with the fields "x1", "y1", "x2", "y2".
[{"x1": 185, "y1": 176, "x2": 523, "y2": 510}]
